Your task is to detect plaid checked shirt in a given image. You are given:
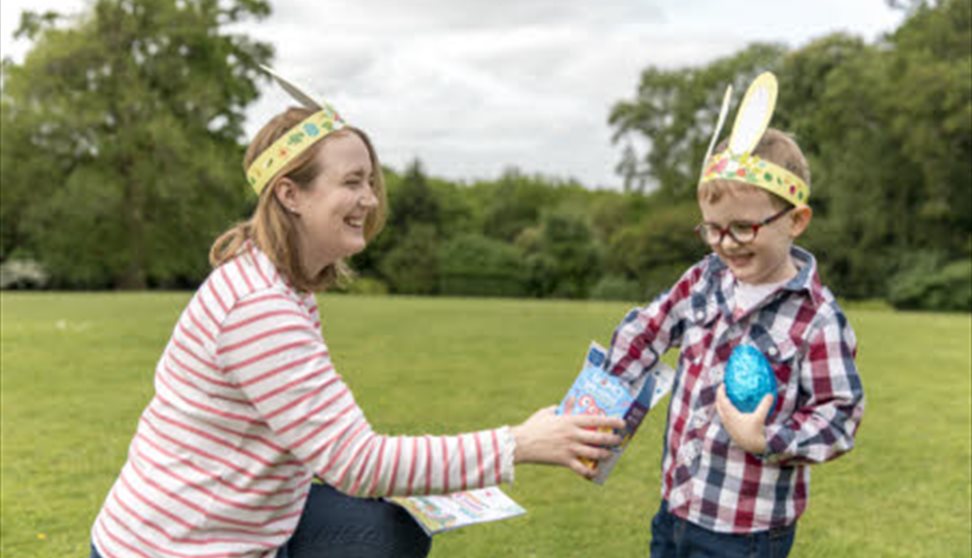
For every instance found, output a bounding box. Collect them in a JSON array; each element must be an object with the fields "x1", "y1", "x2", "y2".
[{"x1": 607, "y1": 246, "x2": 864, "y2": 533}]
